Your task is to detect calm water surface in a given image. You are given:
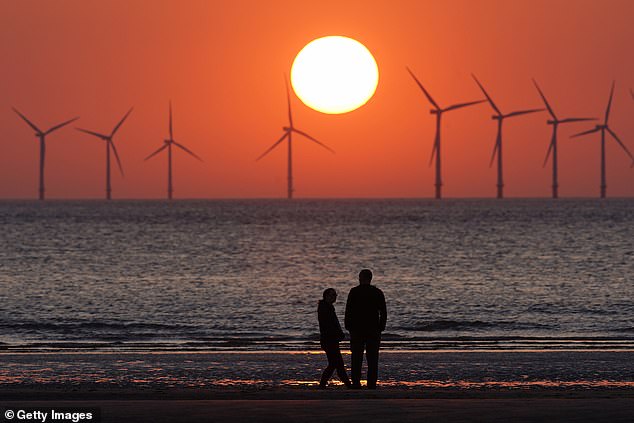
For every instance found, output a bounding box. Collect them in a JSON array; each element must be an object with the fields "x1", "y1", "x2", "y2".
[{"x1": 0, "y1": 199, "x2": 632, "y2": 351}]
